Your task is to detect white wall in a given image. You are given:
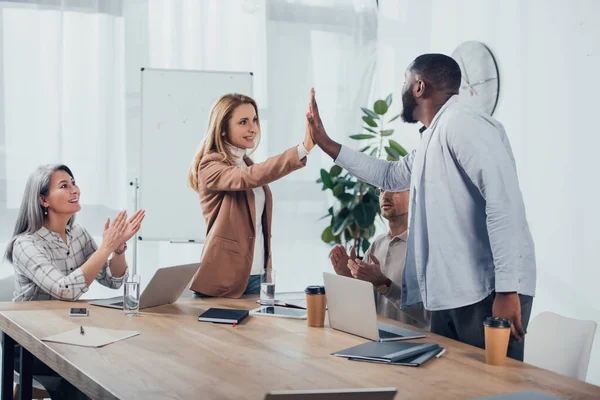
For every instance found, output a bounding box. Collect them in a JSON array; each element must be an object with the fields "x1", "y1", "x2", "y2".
[{"x1": 376, "y1": 0, "x2": 600, "y2": 385}]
